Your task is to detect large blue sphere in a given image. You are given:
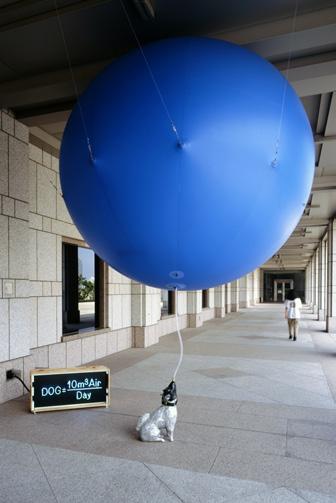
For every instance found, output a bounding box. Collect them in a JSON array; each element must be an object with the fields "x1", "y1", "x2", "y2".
[{"x1": 60, "y1": 37, "x2": 314, "y2": 290}]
